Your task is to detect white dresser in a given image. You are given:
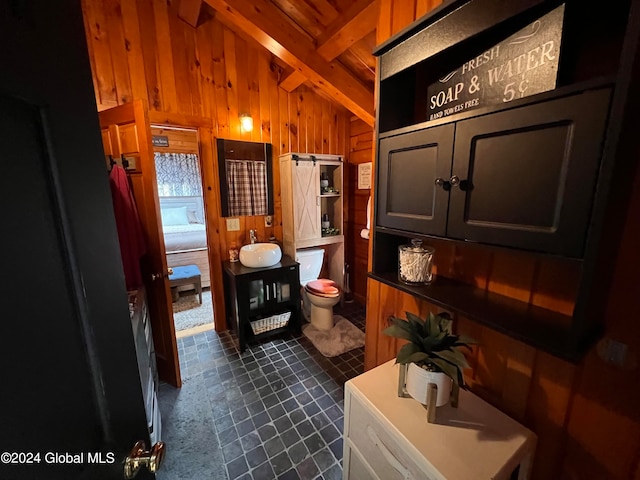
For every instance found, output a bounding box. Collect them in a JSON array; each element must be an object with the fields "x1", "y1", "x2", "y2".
[{"x1": 343, "y1": 361, "x2": 536, "y2": 480}]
